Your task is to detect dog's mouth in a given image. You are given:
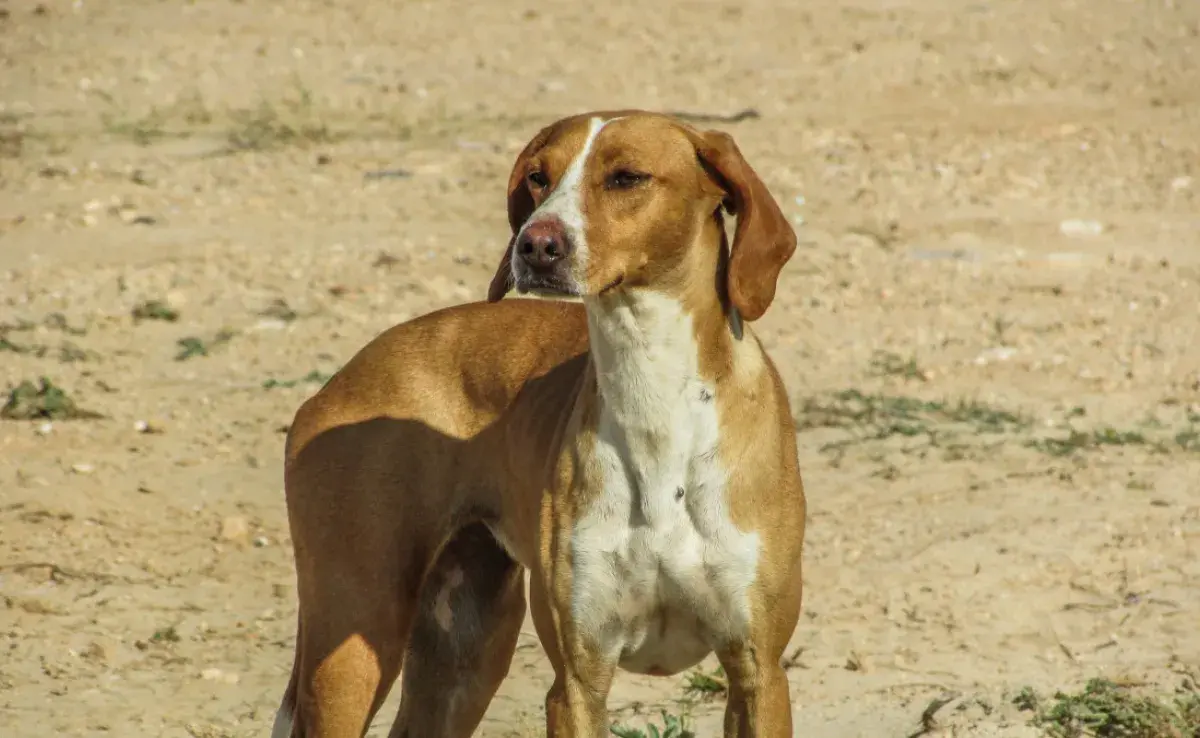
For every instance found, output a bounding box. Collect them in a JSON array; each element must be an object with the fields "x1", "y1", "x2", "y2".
[
  {"x1": 514, "y1": 272, "x2": 623, "y2": 299},
  {"x1": 515, "y1": 273, "x2": 580, "y2": 298},
  {"x1": 598, "y1": 275, "x2": 624, "y2": 295}
]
